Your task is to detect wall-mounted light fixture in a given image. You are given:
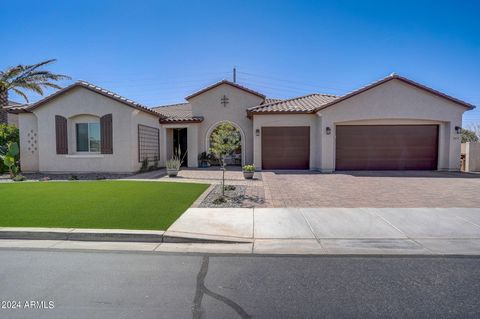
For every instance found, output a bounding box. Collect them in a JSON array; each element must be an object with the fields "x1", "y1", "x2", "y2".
[
  {"x1": 326, "y1": 127, "x2": 332, "y2": 135},
  {"x1": 255, "y1": 128, "x2": 260, "y2": 136},
  {"x1": 455, "y1": 126, "x2": 462, "y2": 134}
]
